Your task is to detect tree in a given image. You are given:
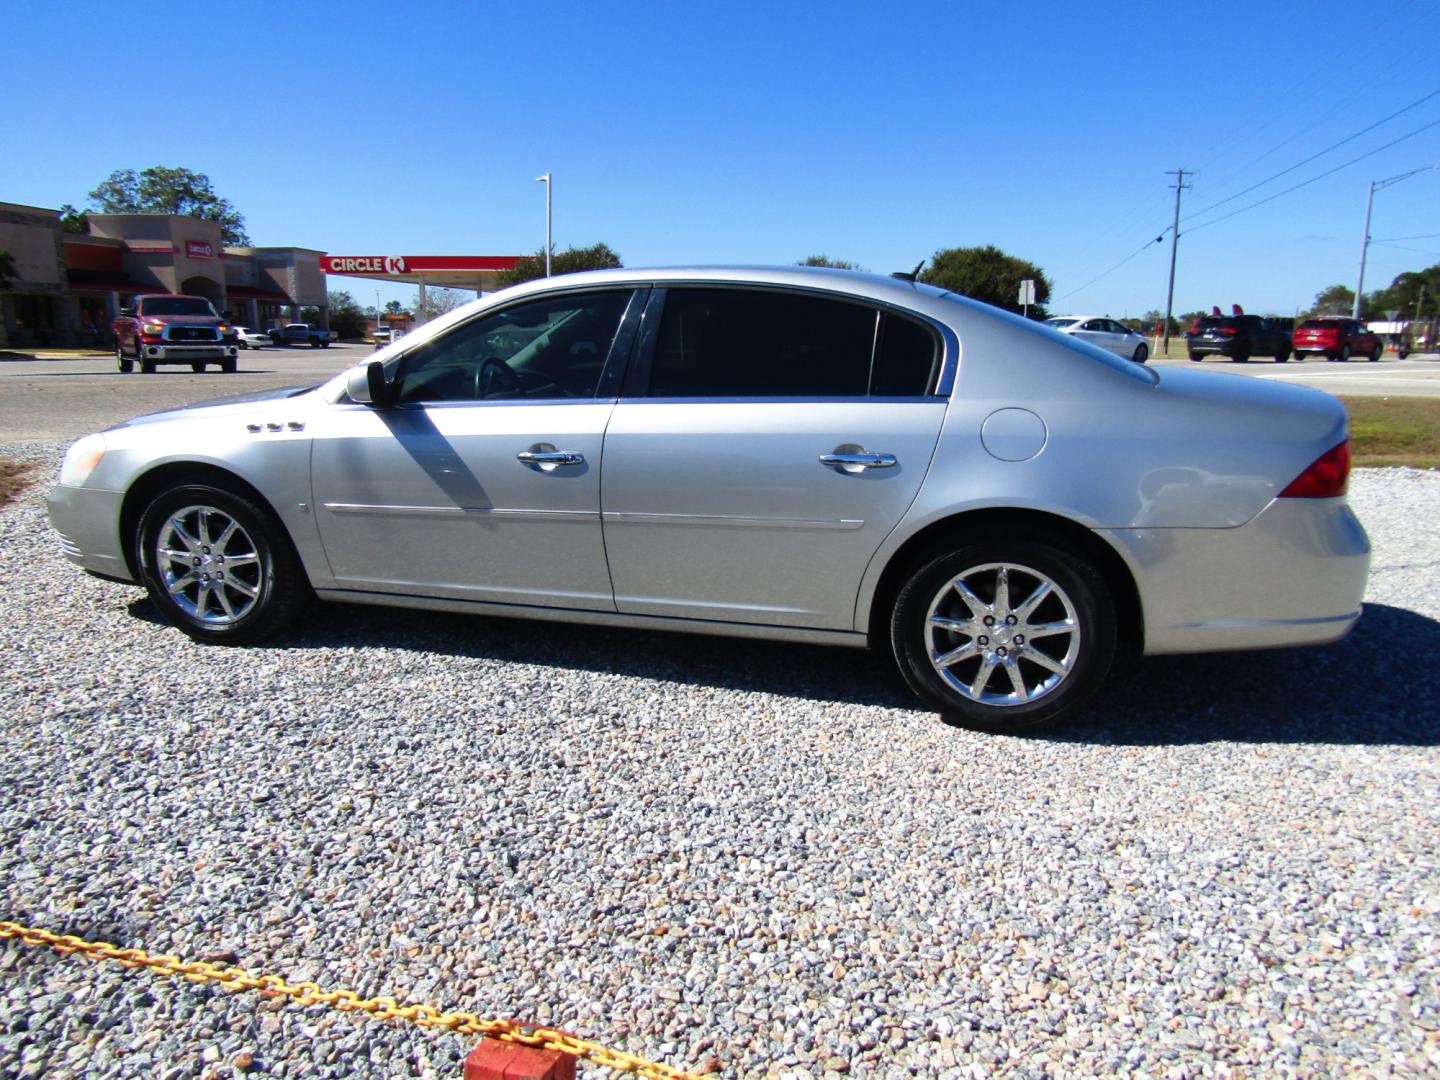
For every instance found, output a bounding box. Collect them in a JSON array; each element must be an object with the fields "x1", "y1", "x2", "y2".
[
  {"x1": 327, "y1": 290, "x2": 369, "y2": 340},
  {"x1": 1366, "y1": 263, "x2": 1440, "y2": 320},
  {"x1": 384, "y1": 300, "x2": 406, "y2": 315},
  {"x1": 798, "y1": 255, "x2": 862, "y2": 270},
  {"x1": 496, "y1": 242, "x2": 622, "y2": 288},
  {"x1": 1307, "y1": 284, "x2": 1355, "y2": 317},
  {"x1": 58, "y1": 204, "x2": 88, "y2": 234},
  {"x1": 87, "y1": 167, "x2": 251, "y2": 245},
  {"x1": 920, "y1": 245, "x2": 1052, "y2": 318},
  {"x1": 418, "y1": 287, "x2": 472, "y2": 320}
]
